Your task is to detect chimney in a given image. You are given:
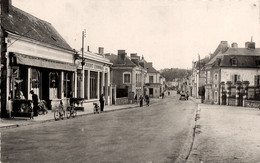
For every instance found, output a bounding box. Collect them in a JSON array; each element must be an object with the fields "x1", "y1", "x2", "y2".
[
  {"x1": 130, "y1": 53, "x2": 140, "y2": 66},
  {"x1": 118, "y1": 50, "x2": 126, "y2": 64},
  {"x1": 98, "y1": 47, "x2": 104, "y2": 55},
  {"x1": 2, "y1": 0, "x2": 12, "y2": 14},
  {"x1": 245, "y1": 41, "x2": 255, "y2": 49},
  {"x1": 231, "y1": 42, "x2": 238, "y2": 48},
  {"x1": 220, "y1": 41, "x2": 229, "y2": 52},
  {"x1": 148, "y1": 62, "x2": 153, "y2": 67}
]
